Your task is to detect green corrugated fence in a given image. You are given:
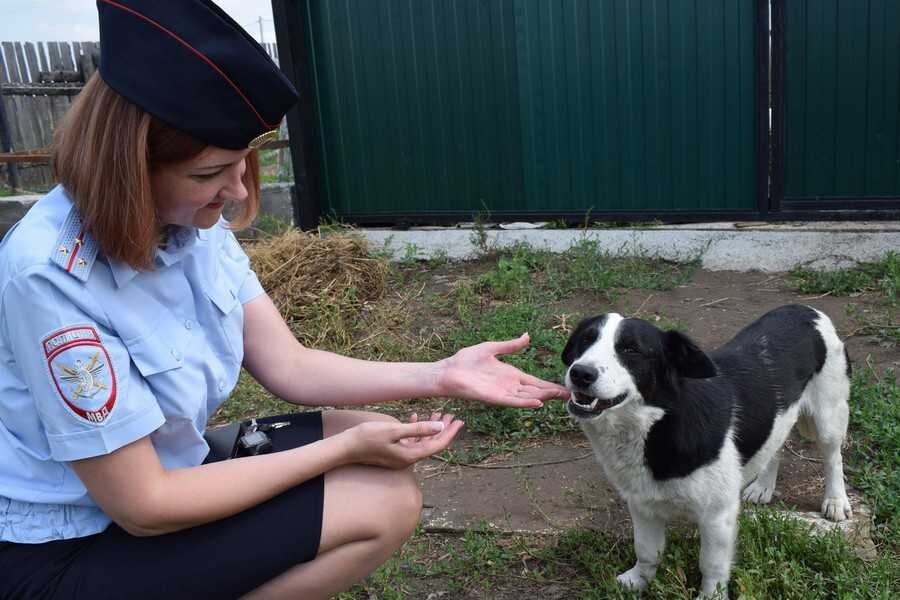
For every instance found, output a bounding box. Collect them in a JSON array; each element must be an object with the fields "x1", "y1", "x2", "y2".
[{"x1": 304, "y1": 0, "x2": 758, "y2": 218}]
